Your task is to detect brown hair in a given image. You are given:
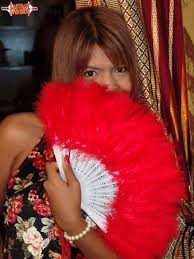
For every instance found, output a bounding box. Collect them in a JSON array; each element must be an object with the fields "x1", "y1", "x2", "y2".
[{"x1": 52, "y1": 7, "x2": 138, "y2": 99}]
